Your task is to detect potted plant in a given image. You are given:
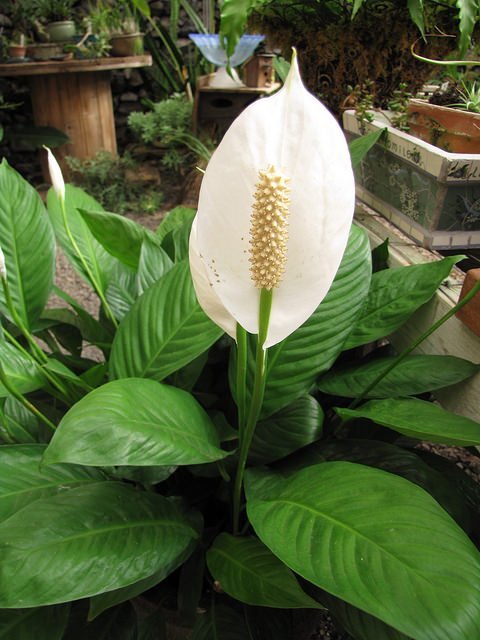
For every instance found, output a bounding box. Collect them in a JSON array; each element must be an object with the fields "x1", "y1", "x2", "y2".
[
  {"x1": 406, "y1": 80, "x2": 480, "y2": 153},
  {"x1": 108, "y1": 0, "x2": 144, "y2": 57},
  {"x1": 0, "y1": 55, "x2": 479, "y2": 640},
  {"x1": 8, "y1": 32, "x2": 27, "y2": 59},
  {"x1": 343, "y1": 74, "x2": 480, "y2": 250},
  {"x1": 36, "y1": 0, "x2": 77, "y2": 43}
]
